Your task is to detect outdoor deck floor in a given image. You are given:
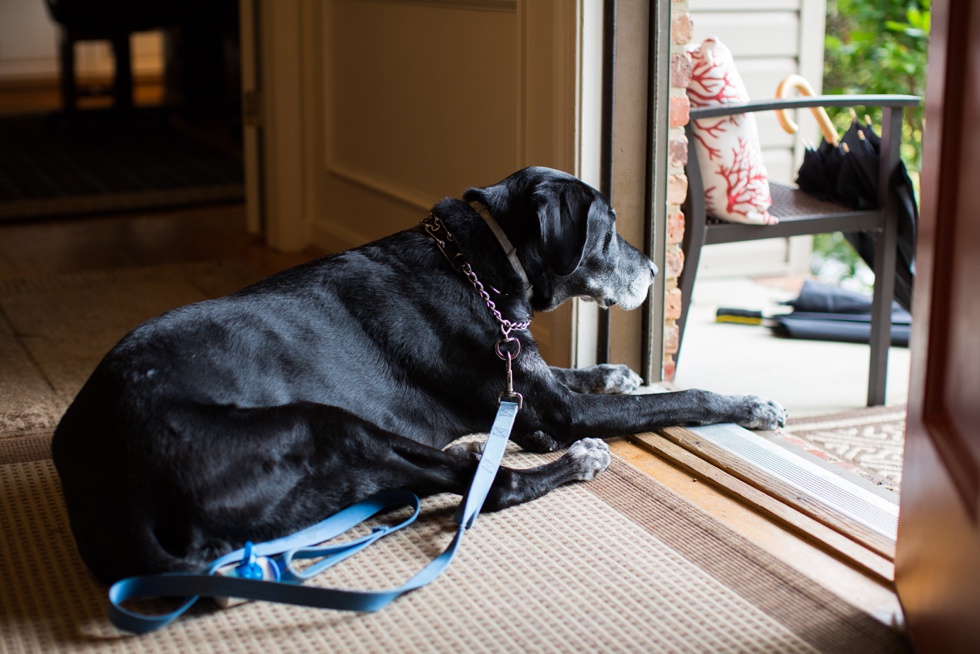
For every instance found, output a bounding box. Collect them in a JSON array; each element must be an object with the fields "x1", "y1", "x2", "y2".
[{"x1": 671, "y1": 276, "x2": 912, "y2": 418}]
